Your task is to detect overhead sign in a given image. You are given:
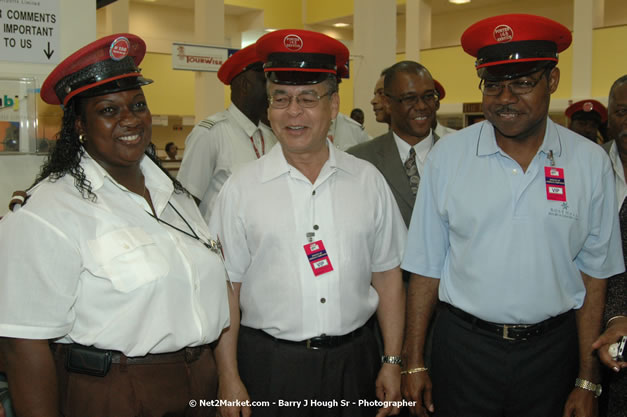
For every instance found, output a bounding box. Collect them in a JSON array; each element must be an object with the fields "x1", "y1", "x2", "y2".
[
  {"x1": 0, "y1": 0, "x2": 60, "y2": 64},
  {"x1": 172, "y1": 42, "x2": 238, "y2": 72}
]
